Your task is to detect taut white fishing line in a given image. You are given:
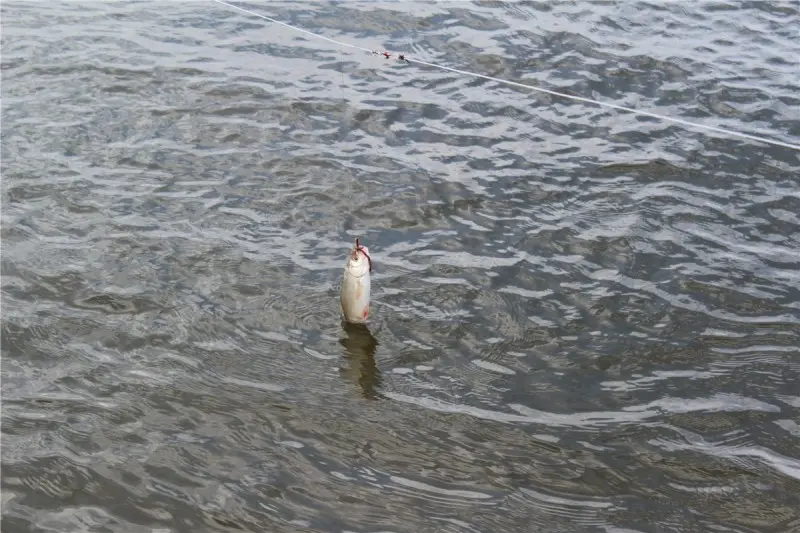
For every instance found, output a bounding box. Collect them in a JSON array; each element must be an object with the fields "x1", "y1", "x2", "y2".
[{"x1": 211, "y1": 0, "x2": 800, "y2": 152}]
